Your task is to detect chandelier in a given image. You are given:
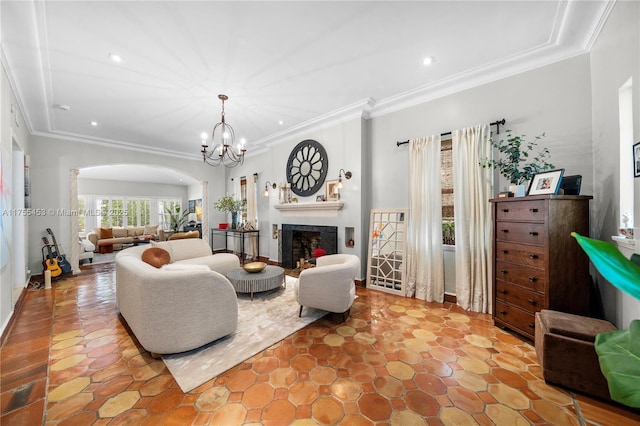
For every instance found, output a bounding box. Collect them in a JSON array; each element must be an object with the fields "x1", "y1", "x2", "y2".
[{"x1": 201, "y1": 94, "x2": 246, "y2": 167}]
